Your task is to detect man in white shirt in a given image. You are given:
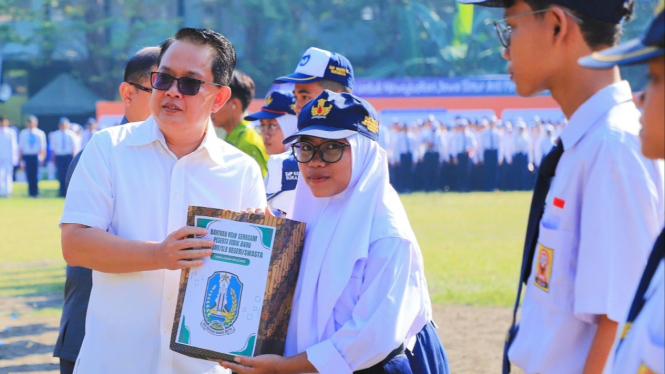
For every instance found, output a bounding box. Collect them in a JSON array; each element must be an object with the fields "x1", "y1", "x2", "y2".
[
  {"x1": 450, "y1": 118, "x2": 476, "y2": 192},
  {"x1": 60, "y1": 28, "x2": 267, "y2": 374},
  {"x1": 460, "y1": 0, "x2": 664, "y2": 373},
  {"x1": 18, "y1": 115, "x2": 47, "y2": 198},
  {"x1": 0, "y1": 116, "x2": 18, "y2": 197},
  {"x1": 50, "y1": 117, "x2": 79, "y2": 197}
]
